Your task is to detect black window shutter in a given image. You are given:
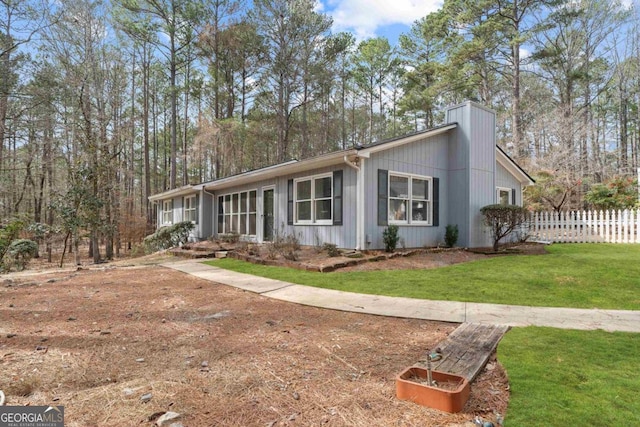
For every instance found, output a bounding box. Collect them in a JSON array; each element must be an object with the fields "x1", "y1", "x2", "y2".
[
  {"x1": 217, "y1": 196, "x2": 224, "y2": 234},
  {"x1": 195, "y1": 194, "x2": 200, "y2": 223},
  {"x1": 511, "y1": 188, "x2": 516, "y2": 205},
  {"x1": 433, "y1": 177, "x2": 440, "y2": 227},
  {"x1": 378, "y1": 169, "x2": 388, "y2": 226},
  {"x1": 333, "y1": 170, "x2": 343, "y2": 225},
  {"x1": 287, "y1": 179, "x2": 294, "y2": 225}
]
